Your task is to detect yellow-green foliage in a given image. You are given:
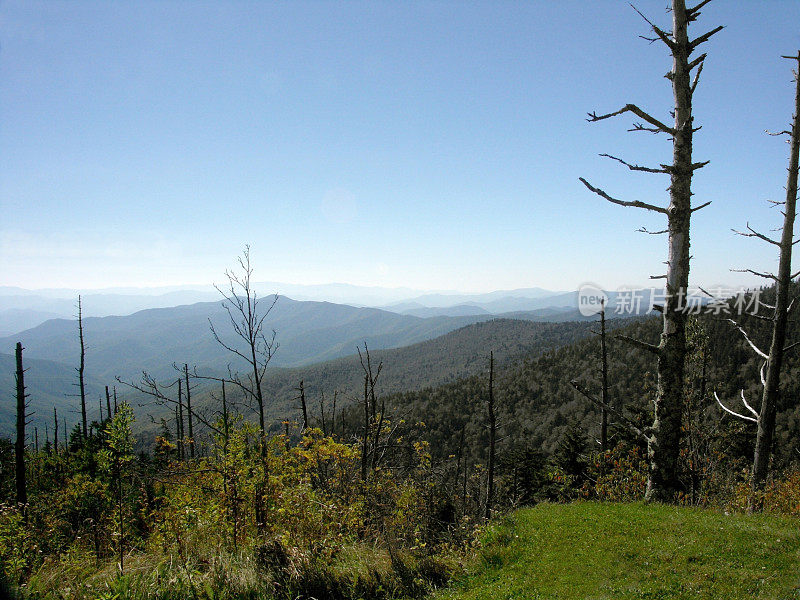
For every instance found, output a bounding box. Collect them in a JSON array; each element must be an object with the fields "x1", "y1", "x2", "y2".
[
  {"x1": 0, "y1": 504, "x2": 38, "y2": 585},
  {"x1": 9, "y1": 409, "x2": 463, "y2": 599}
]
